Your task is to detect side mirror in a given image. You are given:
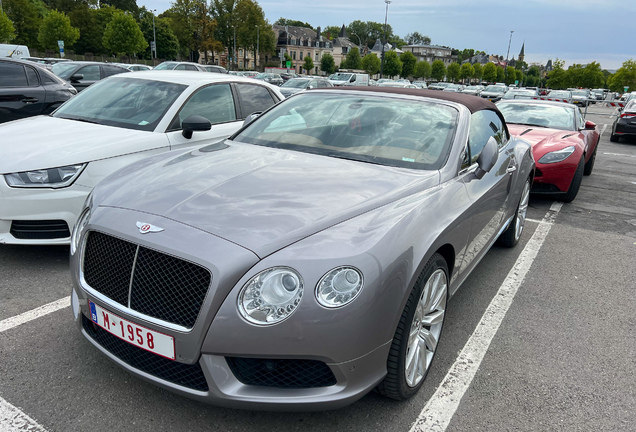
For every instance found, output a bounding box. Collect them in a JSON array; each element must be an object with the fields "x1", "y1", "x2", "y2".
[
  {"x1": 243, "y1": 112, "x2": 262, "y2": 128},
  {"x1": 475, "y1": 136, "x2": 499, "y2": 179},
  {"x1": 70, "y1": 74, "x2": 84, "y2": 82},
  {"x1": 584, "y1": 120, "x2": 596, "y2": 130},
  {"x1": 181, "y1": 115, "x2": 211, "y2": 139},
  {"x1": 308, "y1": 85, "x2": 314, "y2": 89}
]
